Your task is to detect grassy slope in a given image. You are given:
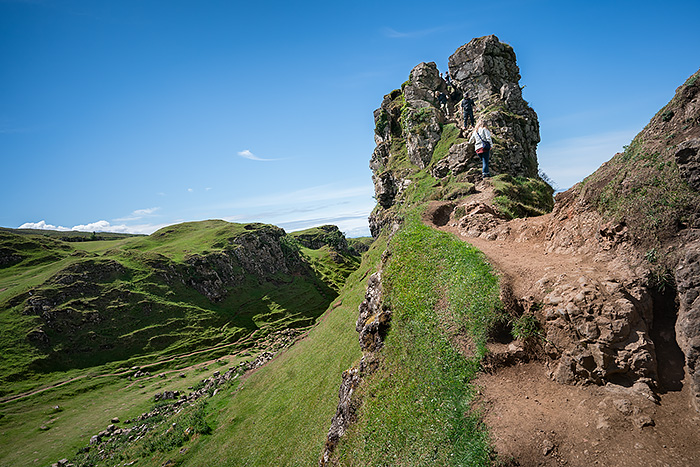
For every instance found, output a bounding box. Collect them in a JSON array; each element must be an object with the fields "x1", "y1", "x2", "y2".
[
  {"x1": 0, "y1": 220, "x2": 346, "y2": 391},
  {"x1": 331, "y1": 85, "x2": 552, "y2": 465},
  {"x1": 124, "y1": 235, "x2": 385, "y2": 467},
  {"x1": 0, "y1": 356, "x2": 242, "y2": 467},
  {"x1": 116, "y1": 237, "x2": 377, "y2": 467},
  {"x1": 336, "y1": 216, "x2": 500, "y2": 466},
  {"x1": 0, "y1": 220, "x2": 365, "y2": 466}
]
